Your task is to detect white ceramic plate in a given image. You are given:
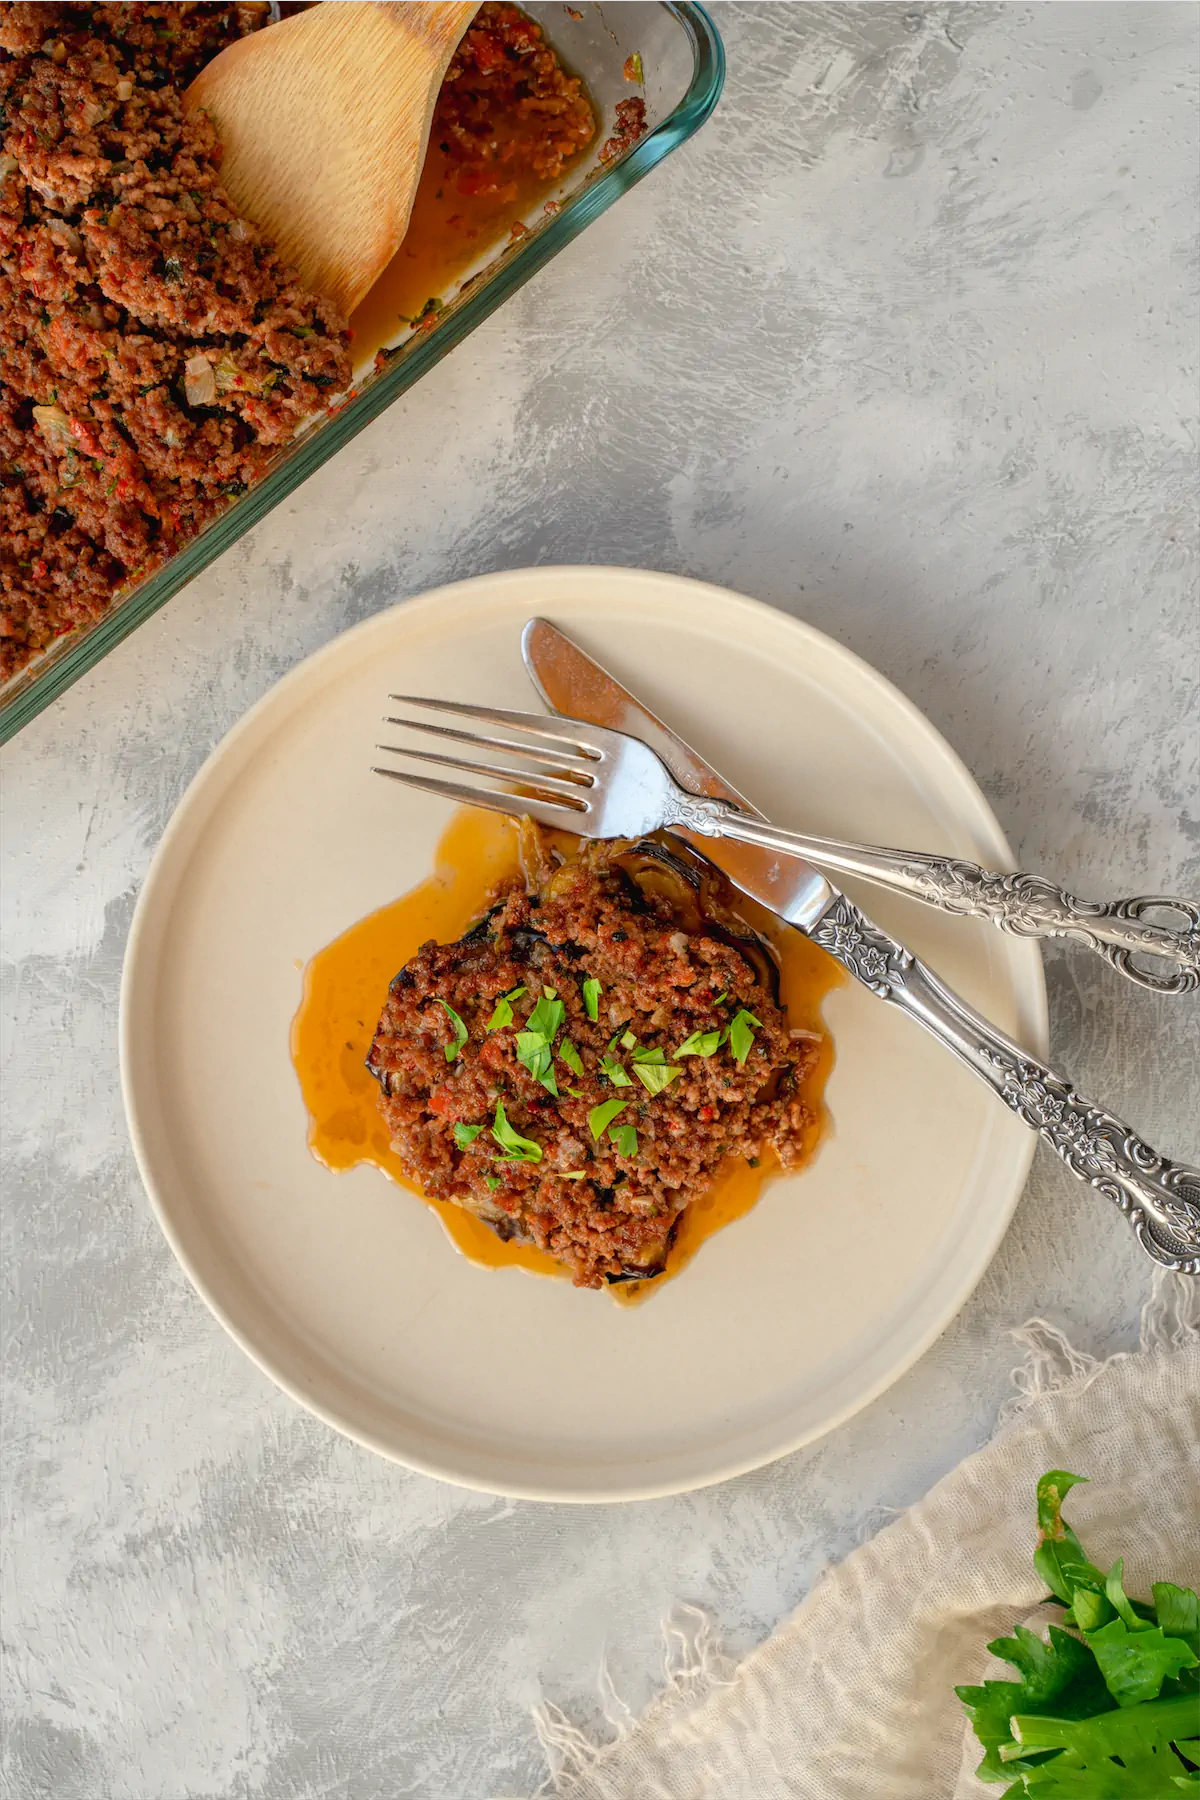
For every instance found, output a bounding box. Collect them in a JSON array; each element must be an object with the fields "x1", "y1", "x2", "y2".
[{"x1": 121, "y1": 568, "x2": 1047, "y2": 1500}]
